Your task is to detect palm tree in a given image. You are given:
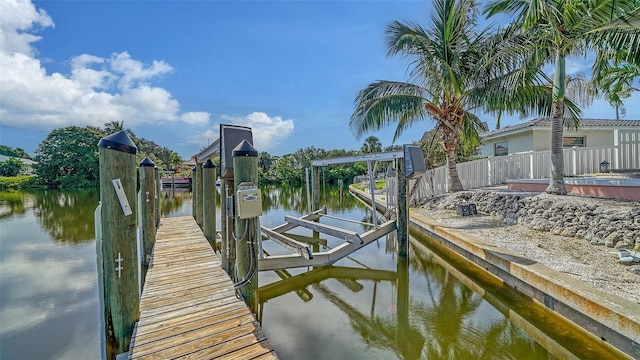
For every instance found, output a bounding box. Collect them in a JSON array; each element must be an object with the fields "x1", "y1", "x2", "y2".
[
  {"x1": 360, "y1": 135, "x2": 382, "y2": 153},
  {"x1": 350, "y1": 0, "x2": 504, "y2": 192},
  {"x1": 593, "y1": 50, "x2": 640, "y2": 119},
  {"x1": 484, "y1": 0, "x2": 640, "y2": 194}
]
